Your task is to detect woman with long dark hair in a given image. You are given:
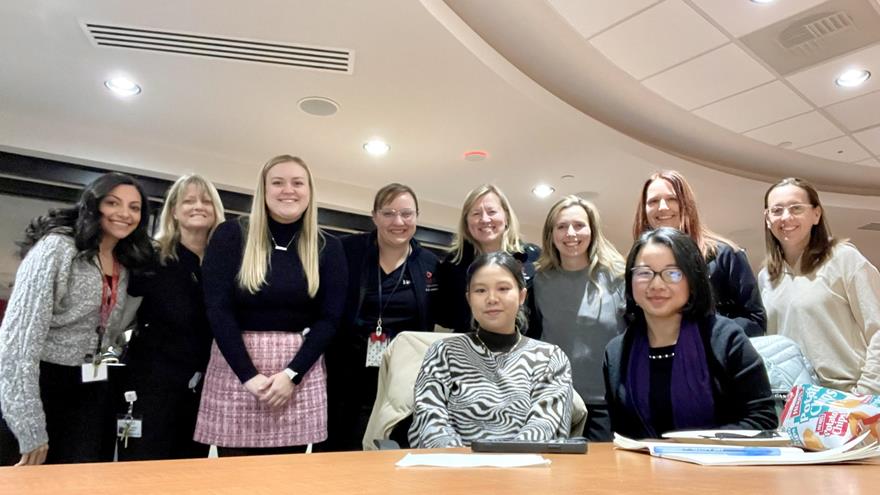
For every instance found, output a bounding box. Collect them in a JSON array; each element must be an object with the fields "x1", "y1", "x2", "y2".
[
  {"x1": 759, "y1": 178, "x2": 880, "y2": 394},
  {"x1": 632, "y1": 171, "x2": 766, "y2": 336},
  {"x1": 604, "y1": 228, "x2": 776, "y2": 439},
  {"x1": 118, "y1": 174, "x2": 225, "y2": 460},
  {"x1": 0, "y1": 173, "x2": 152, "y2": 465}
]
